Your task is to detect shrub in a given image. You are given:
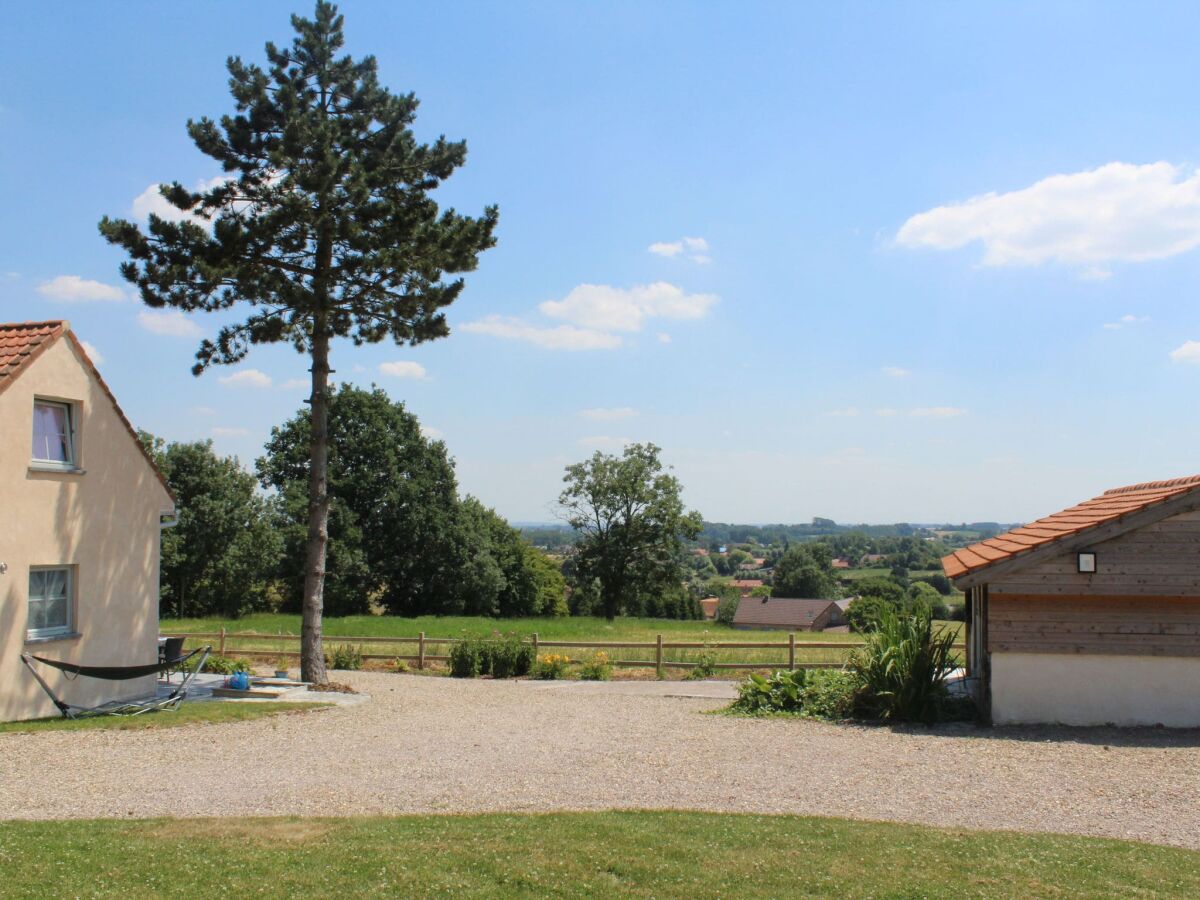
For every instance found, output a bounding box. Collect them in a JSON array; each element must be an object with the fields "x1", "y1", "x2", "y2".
[
  {"x1": 392, "y1": 658, "x2": 410, "y2": 673},
  {"x1": 449, "y1": 638, "x2": 485, "y2": 678},
  {"x1": 327, "y1": 644, "x2": 364, "y2": 671},
  {"x1": 849, "y1": 606, "x2": 958, "y2": 723},
  {"x1": 532, "y1": 653, "x2": 571, "y2": 680},
  {"x1": 732, "y1": 669, "x2": 808, "y2": 714},
  {"x1": 186, "y1": 653, "x2": 248, "y2": 675},
  {"x1": 797, "y1": 669, "x2": 858, "y2": 719},
  {"x1": 450, "y1": 635, "x2": 535, "y2": 678},
  {"x1": 577, "y1": 651, "x2": 612, "y2": 681},
  {"x1": 489, "y1": 634, "x2": 535, "y2": 679},
  {"x1": 686, "y1": 650, "x2": 719, "y2": 680}
]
